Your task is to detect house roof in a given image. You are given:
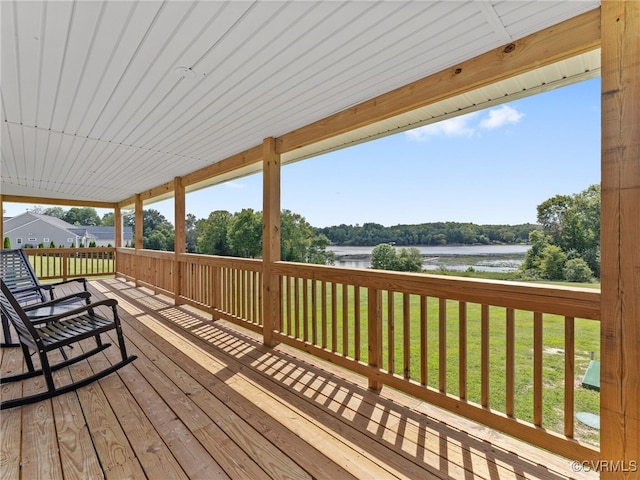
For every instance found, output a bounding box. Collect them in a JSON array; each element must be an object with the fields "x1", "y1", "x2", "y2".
[
  {"x1": 2, "y1": 212, "x2": 132, "y2": 241},
  {"x1": 83, "y1": 226, "x2": 133, "y2": 241},
  {"x1": 3, "y1": 212, "x2": 79, "y2": 233},
  {"x1": 1, "y1": 1, "x2": 600, "y2": 207}
]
